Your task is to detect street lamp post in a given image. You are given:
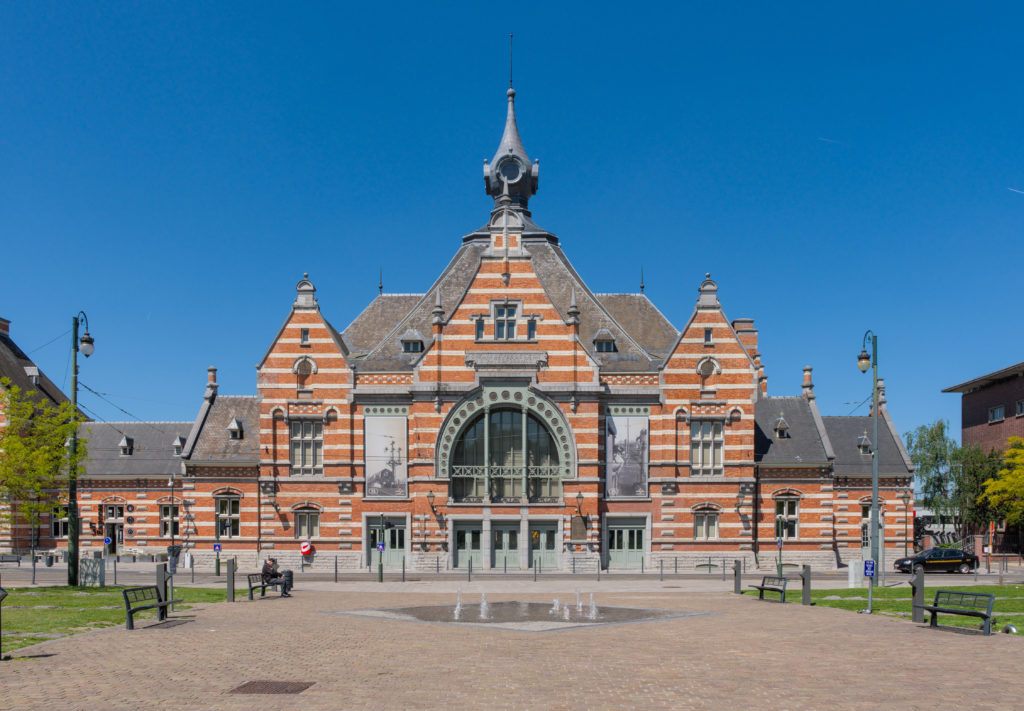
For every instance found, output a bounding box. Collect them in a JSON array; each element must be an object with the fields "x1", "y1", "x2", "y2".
[
  {"x1": 857, "y1": 331, "x2": 879, "y2": 614},
  {"x1": 67, "y1": 312, "x2": 95, "y2": 586}
]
